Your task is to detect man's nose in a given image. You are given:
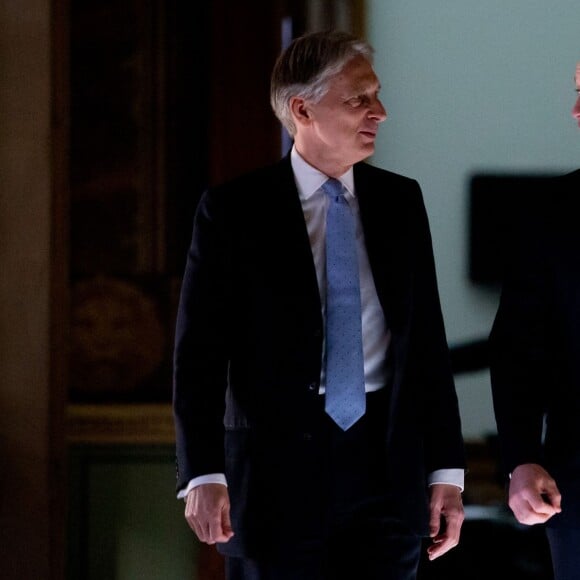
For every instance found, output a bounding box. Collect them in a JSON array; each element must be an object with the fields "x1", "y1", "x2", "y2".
[{"x1": 371, "y1": 99, "x2": 388, "y2": 122}]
